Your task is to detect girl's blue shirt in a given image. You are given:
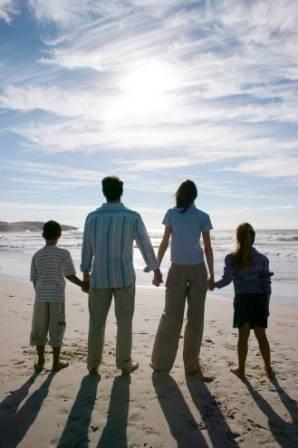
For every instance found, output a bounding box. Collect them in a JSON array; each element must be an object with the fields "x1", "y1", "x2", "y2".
[{"x1": 215, "y1": 247, "x2": 273, "y2": 296}]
